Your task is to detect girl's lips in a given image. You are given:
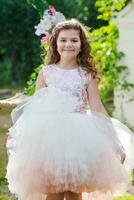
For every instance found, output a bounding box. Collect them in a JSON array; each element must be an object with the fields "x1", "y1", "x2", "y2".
[{"x1": 63, "y1": 50, "x2": 74, "y2": 51}]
